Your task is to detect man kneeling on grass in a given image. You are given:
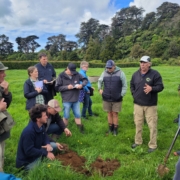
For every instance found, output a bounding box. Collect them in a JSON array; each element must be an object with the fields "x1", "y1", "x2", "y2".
[{"x1": 16, "y1": 104, "x2": 63, "y2": 171}]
